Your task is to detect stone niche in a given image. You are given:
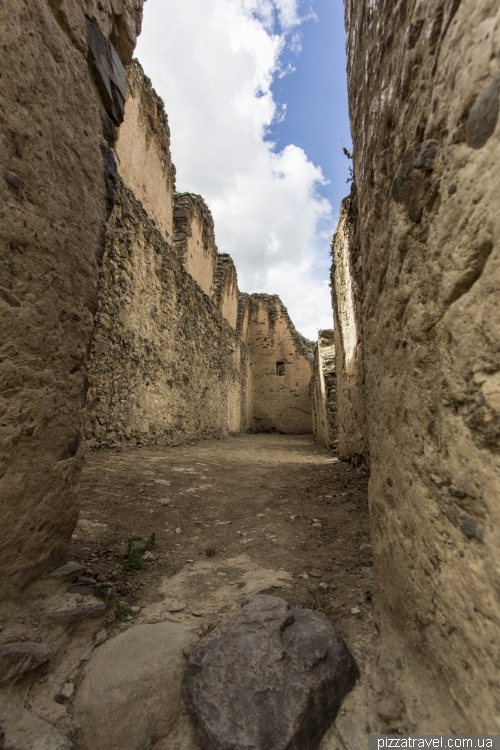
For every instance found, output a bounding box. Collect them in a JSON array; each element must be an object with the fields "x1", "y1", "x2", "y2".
[
  {"x1": 0, "y1": 0, "x2": 144, "y2": 597},
  {"x1": 341, "y1": 0, "x2": 500, "y2": 732},
  {"x1": 115, "y1": 60, "x2": 176, "y2": 241},
  {"x1": 242, "y1": 294, "x2": 313, "y2": 434},
  {"x1": 213, "y1": 254, "x2": 239, "y2": 329},
  {"x1": 172, "y1": 193, "x2": 219, "y2": 297},
  {"x1": 311, "y1": 330, "x2": 337, "y2": 449}
]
